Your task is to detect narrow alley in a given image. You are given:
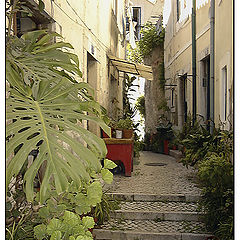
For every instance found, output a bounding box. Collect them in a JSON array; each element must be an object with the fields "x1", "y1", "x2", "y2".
[
  {"x1": 93, "y1": 151, "x2": 212, "y2": 240},
  {"x1": 5, "y1": 0, "x2": 233, "y2": 240}
]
